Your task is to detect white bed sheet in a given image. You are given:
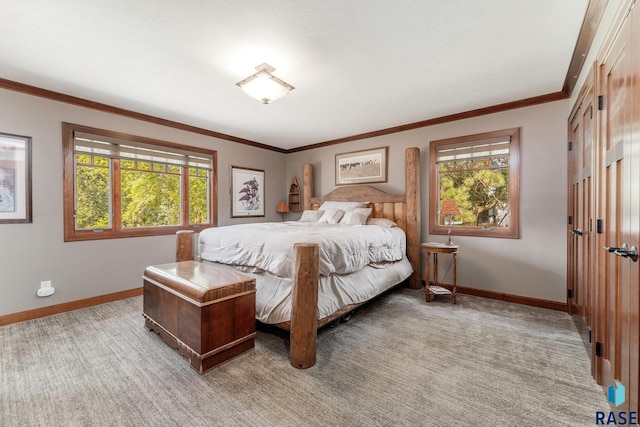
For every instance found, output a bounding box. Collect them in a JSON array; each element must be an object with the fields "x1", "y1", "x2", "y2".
[
  {"x1": 198, "y1": 222, "x2": 406, "y2": 278},
  {"x1": 204, "y1": 257, "x2": 413, "y2": 324}
]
